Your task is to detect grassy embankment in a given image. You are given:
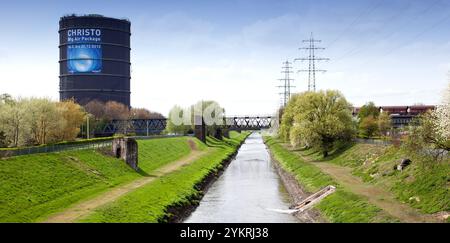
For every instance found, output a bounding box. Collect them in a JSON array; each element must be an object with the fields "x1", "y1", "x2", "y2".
[
  {"x1": 80, "y1": 131, "x2": 250, "y2": 222},
  {"x1": 301, "y1": 143, "x2": 449, "y2": 216},
  {"x1": 264, "y1": 136, "x2": 397, "y2": 223},
  {"x1": 0, "y1": 137, "x2": 203, "y2": 222}
]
